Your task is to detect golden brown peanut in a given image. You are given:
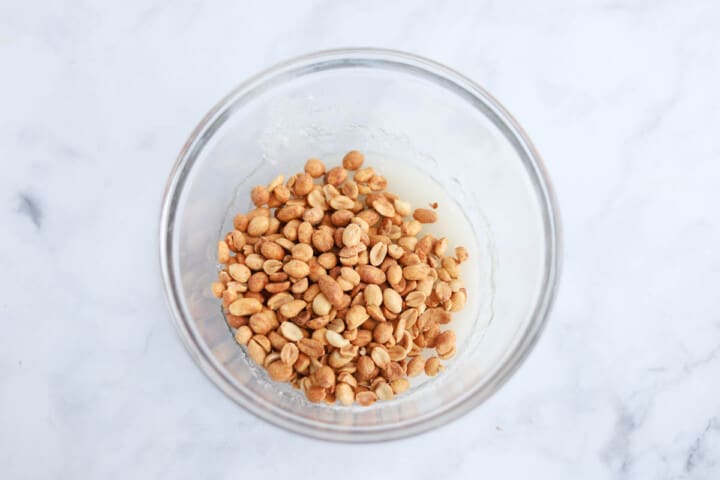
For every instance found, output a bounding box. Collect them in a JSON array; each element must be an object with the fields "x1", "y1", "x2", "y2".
[
  {"x1": 382, "y1": 288, "x2": 403, "y2": 314},
  {"x1": 393, "y1": 199, "x2": 411, "y2": 216},
  {"x1": 407, "y1": 356, "x2": 425, "y2": 376},
  {"x1": 221, "y1": 289, "x2": 238, "y2": 308},
  {"x1": 280, "y1": 342, "x2": 299, "y2": 365},
  {"x1": 297, "y1": 222, "x2": 314, "y2": 244},
  {"x1": 356, "y1": 390, "x2": 377, "y2": 406},
  {"x1": 229, "y1": 298, "x2": 263, "y2": 316},
  {"x1": 233, "y1": 214, "x2": 249, "y2": 231},
  {"x1": 294, "y1": 173, "x2": 314, "y2": 196},
  {"x1": 290, "y1": 243, "x2": 313, "y2": 263},
  {"x1": 402, "y1": 220, "x2": 423, "y2": 237},
  {"x1": 370, "y1": 346, "x2": 391, "y2": 369},
  {"x1": 325, "y1": 166, "x2": 347, "y2": 186},
  {"x1": 383, "y1": 361, "x2": 404, "y2": 381},
  {"x1": 357, "y1": 355, "x2": 376, "y2": 378},
  {"x1": 306, "y1": 189, "x2": 327, "y2": 210},
  {"x1": 373, "y1": 322, "x2": 394, "y2": 343},
  {"x1": 276, "y1": 205, "x2": 305, "y2": 222},
  {"x1": 342, "y1": 150, "x2": 364, "y2": 170},
  {"x1": 357, "y1": 265, "x2": 386, "y2": 285},
  {"x1": 315, "y1": 252, "x2": 336, "y2": 270},
  {"x1": 368, "y1": 175, "x2": 388, "y2": 191},
  {"x1": 363, "y1": 284, "x2": 382, "y2": 306},
  {"x1": 226, "y1": 314, "x2": 247, "y2": 328},
  {"x1": 266, "y1": 361, "x2": 293, "y2": 382},
  {"x1": 439, "y1": 345, "x2": 456, "y2": 360},
  {"x1": 387, "y1": 264, "x2": 403, "y2": 286},
  {"x1": 305, "y1": 158, "x2": 325, "y2": 178},
  {"x1": 312, "y1": 229, "x2": 334, "y2": 252},
  {"x1": 245, "y1": 271, "x2": 266, "y2": 292},
  {"x1": 291, "y1": 279, "x2": 309, "y2": 296},
  {"x1": 375, "y1": 382, "x2": 394, "y2": 401},
  {"x1": 211, "y1": 282, "x2": 225, "y2": 298},
  {"x1": 273, "y1": 184, "x2": 291, "y2": 204},
  {"x1": 306, "y1": 314, "x2": 330, "y2": 330},
  {"x1": 442, "y1": 256, "x2": 460, "y2": 278},
  {"x1": 342, "y1": 223, "x2": 362, "y2": 247},
  {"x1": 267, "y1": 175, "x2": 284, "y2": 192},
  {"x1": 229, "y1": 230, "x2": 246, "y2": 251},
  {"x1": 247, "y1": 207, "x2": 270, "y2": 220},
  {"x1": 405, "y1": 291, "x2": 426, "y2": 308},
  {"x1": 455, "y1": 246, "x2": 469, "y2": 263},
  {"x1": 294, "y1": 352, "x2": 310, "y2": 374},
  {"x1": 234, "y1": 326, "x2": 253, "y2": 345},
  {"x1": 314, "y1": 366, "x2": 336, "y2": 388},
  {"x1": 318, "y1": 275, "x2": 344, "y2": 307},
  {"x1": 308, "y1": 260, "x2": 327, "y2": 282},
  {"x1": 262, "y1": 259, "x2": 283, "y2": 275},
  {"x1": 403, "y1": 263, "x2": 431, "y2": 281},
  {"x1": 373, "y1": 197, "x2": 395, "y2": 217},
  {"x1": 264, "y1": 281, "x2": 290, "y2": 293},
  {"x1": 416, "y1": 234, "x2": 433, "y2": 255},
  {"x1": 217, "y1": 241, "x2": 230, "y2": 264},
  {"x1": 265, "y1": 292, "x2": 291, "y2": 311},
  {"x1": 434, "y1": 330, "x2": 456, "y2": 355},
  {"x1": 354, "y1": 167, "x2": 375, "y2": 183},
  {"x1": 335, "y1": 382, "x2": 355, "y2": 405},
  {"x1": 353, "y1": 329, "x2": 373, "y2": 347},
  {"x1": 249, "y1": 311, "x2": 277, "y2": 335},
  {"x1": 251, "y1": 185, "x2": 270, "y2": 206},
  {"x1": 252, "y1": 334, "x2": 272, "y2": 353},
  {"x1": 390, "y1": 378, "x2": 410, "y2": 394},
  {"x1": 340, "y1": 267, "x2": 361, "y2": 286},
  {"x1": 298, "y1": 338, "x2": 324, "y2": 357},
  {"x1": 330, "y1": 209, "x2": 354, "y2": 227},
  {"x1": 312, "y1": 293, "x2": 332, "y2": 316},
  {"x1": 413, "y1": 208, "x2": 437, "y2": 224},
  {"x1": 279, "y1": 321, "x2": 304, "y2": 342},
  {"x1": 247, "y1": 338, "x2": 267, "y2": 364},
  {"x1": 330, "y1": 195, "x2": 355, "y2": 210},
  {"x1": 369, "y1": 242, "x2": 387, "y2": 266},
  {"x1": 244, "y1": 253, "x2": 264, "y2": 270},
  {"x1": 303, "y1": 206, "x2": 324, "y2": 225},
  {"x1": 260, "y1": 241, "x2": 284, "y2": 261},
  {"x1": 424, "y1": 357, "x2": 443, "y2": 376},
  {"x1": 283, "y1": 260, "x2": 310, "y2": 279},
  {"x1": 450, "y1": 290, "x2": 467, "y2": 312},
  {"x1": 366, "y1": 304, "x2": 386, "y2": 322},
  {"x1": 341, "y1": 181, "x2": 359, "y2": 199},
  {"x1": 267, "y1": 217, "x2": 281, "y2": 235},
  {"x1": 267, "y1": 331, "x2": 287, "y2": 351},
  {"x1": 279, "y1": 299, "x2": 307, "y2": 318},
  {"x1": 247, "y1": 216, "x2": 270, "y2": 236},
  {"x1": 326, "y1": 329, "x2": 350, "y2": 348},
  {"x1": 306, "y1": 385, "x2": 327, "y2": 403},
  {"x1": 282, "y1": 219, "x2": 300, "y2": 241},
  {"x1": 345, "y1": 305, "x2": 369, "y2": 330},
  {"x1": 387, "y1": 344, "x2": 407, "y2": 362},
  {"x1": 435, "y1": 282, "x2": 452, "y2": 302}
]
